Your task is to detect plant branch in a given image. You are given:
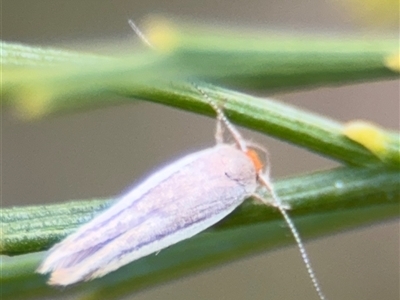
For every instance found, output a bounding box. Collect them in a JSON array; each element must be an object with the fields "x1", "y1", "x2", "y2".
[
  {"x1": 1, "y1": 166, "x2": 398, "y2": 299},
  {"x1": 2, "y1": 24, "x2": 398, "y2": 116},
  {"x1": 2, "y1": 167, "x2": 399, "y2": 256},
  {"x1": 121, "y1": 82, "x2": 399, "y2": 167}
]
